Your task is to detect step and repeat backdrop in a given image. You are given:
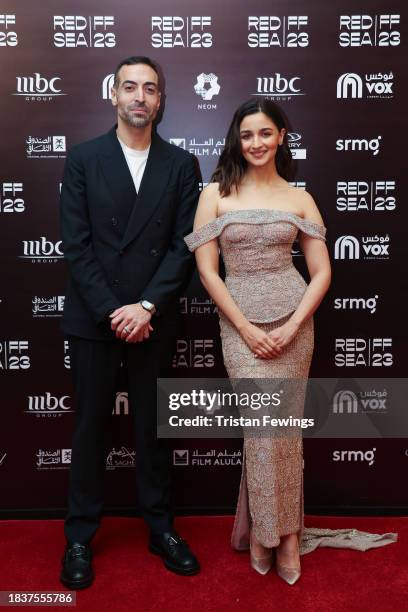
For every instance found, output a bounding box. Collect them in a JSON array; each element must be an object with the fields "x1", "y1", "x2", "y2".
[{"x1": 1, "y1": 0, "x2": 407, "y2": 515}]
